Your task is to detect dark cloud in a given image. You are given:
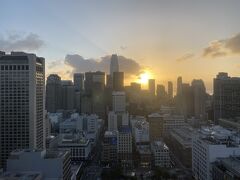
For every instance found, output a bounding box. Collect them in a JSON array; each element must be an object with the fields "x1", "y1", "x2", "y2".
[
  {"x1": 203, "y1": 33, "x2": 240, "y2": 58},
  {"x1": 64, "y1": 54, "x2": 141, "y2": 75},
  {"x1": 0, "y1": 33, "x2": 44, "y2": 52},
  {"x1": 176, "y1": 53, "x2": 194, "y2": 62}
]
